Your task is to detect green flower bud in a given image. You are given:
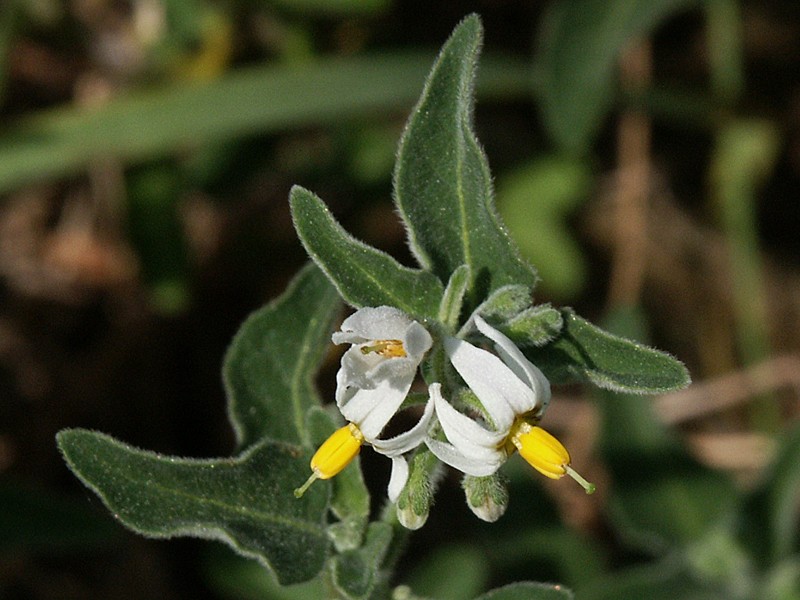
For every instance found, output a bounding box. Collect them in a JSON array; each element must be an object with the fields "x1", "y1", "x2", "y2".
[{"x1": 463, "y1": 473, "x2": 509, "y2": 523}]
